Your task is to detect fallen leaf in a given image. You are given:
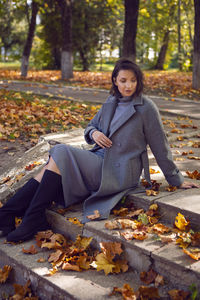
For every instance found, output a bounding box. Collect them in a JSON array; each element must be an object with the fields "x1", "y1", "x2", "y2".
[
  {"x1": 105, "y1": 220, "x2": 120, "y2": 230},
  {"x1": 0, "y1": 265, "x2": 12, "y2": 283},
  {"x1": 183, "y1": 248, "x2": 200, "y2": 260},
  {"x1": 90, "y1": 252, "x2": 115, "y2": 275},
  {"x1": 87, "y1": 210, "x2": 101, "y2": 220},
  {"x1": 146, "y1": 189, "x2": 159, "y2": 196},
  {"x1": 168, "y1": 289, "x2": 190, "y2": 300},
  {"x1": 37, "y1": 257, "x2": 46, "y2": 263},
  {"x1": 187, "y1": 156, "x2": 200, "y2": 160},
  {"x1": 149, "y1": 204, "x2": 158, "y2": 211},
  {"x1": 68, "y1": 217, "x2": 83, "y2": 227},
  {"x1": 175, "y1": 213, "x2": 190, "y2": 231},
  {"x1": 155, "y1": 274, "x2": 164, "y2": 287},
  {"x1": 152, "y1": 223, "x2": 170, "y2": 234},
  {"x1": 71, "y1": 235, "x2": 93, "y2": 251},
  {"x1": 113, "y1": 207, "x2": 129, "y2": 216},
  {"x1": 186, "y1": 170, "x2": 200, "y2": 180},
  {"x1": 138, "y1": 286, "x2": 160, "y2": 299},
  {"x1": 165, "y1": 185, "x2": 177, "y2": 192},
  {"x1": 140, "y1": 269, "x2": 158, "y2": 284},
  {"x1": 150, "y1": 168, "x2": 160, "y2": 174},
  {"x1": 22, "y1": 245, "x2": 38, "y2": 254},
  {"x1": 110, "y1": 284, "x2": 137, "y2": 300}
]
